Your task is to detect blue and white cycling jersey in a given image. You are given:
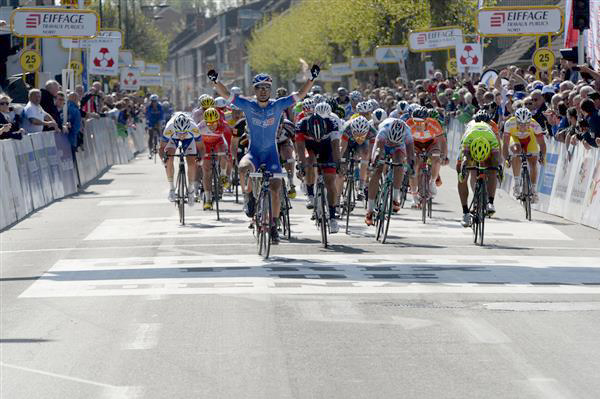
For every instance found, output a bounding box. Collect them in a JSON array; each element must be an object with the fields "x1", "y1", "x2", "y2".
[{"x1": 229, "y1": 92, "x2": 299, "y2": 172}]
